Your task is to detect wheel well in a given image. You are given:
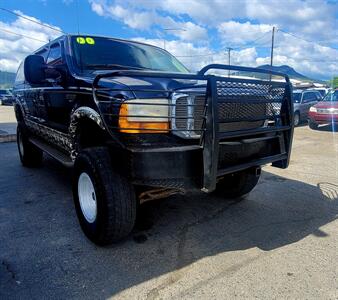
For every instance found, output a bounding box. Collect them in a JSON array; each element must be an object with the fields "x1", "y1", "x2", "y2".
[
  {"x1": 14, "y1": 104, "x2": 24, "y2": 122},
  {"x1": 294, "y1": 110, "x2": 300, "y2": 115},
  {"x1": 76, "y1": 118, "x2": 107, "y2": 149}
]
